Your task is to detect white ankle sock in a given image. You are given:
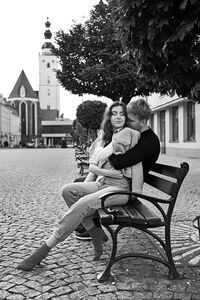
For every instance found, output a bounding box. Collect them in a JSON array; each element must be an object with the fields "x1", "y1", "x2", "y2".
[{"x1": 46, "y1": 235, "x2": 59, "y2": 248}]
